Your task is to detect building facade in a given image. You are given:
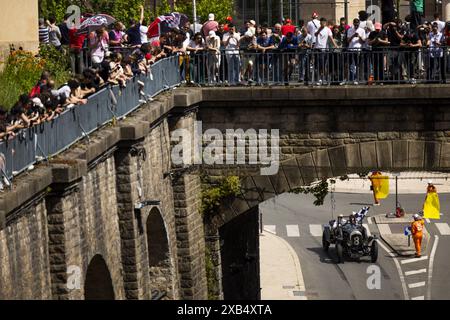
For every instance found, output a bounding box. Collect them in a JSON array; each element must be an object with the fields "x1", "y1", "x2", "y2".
[{"x1": 0, "y1": 0, "x2": 39, "y2": 70}]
